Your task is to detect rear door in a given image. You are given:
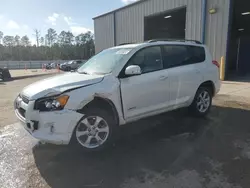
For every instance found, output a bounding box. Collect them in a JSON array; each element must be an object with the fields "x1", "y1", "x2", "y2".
[{"x1": 162, "y1": 45, "x2": 204, "y2": 107}]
